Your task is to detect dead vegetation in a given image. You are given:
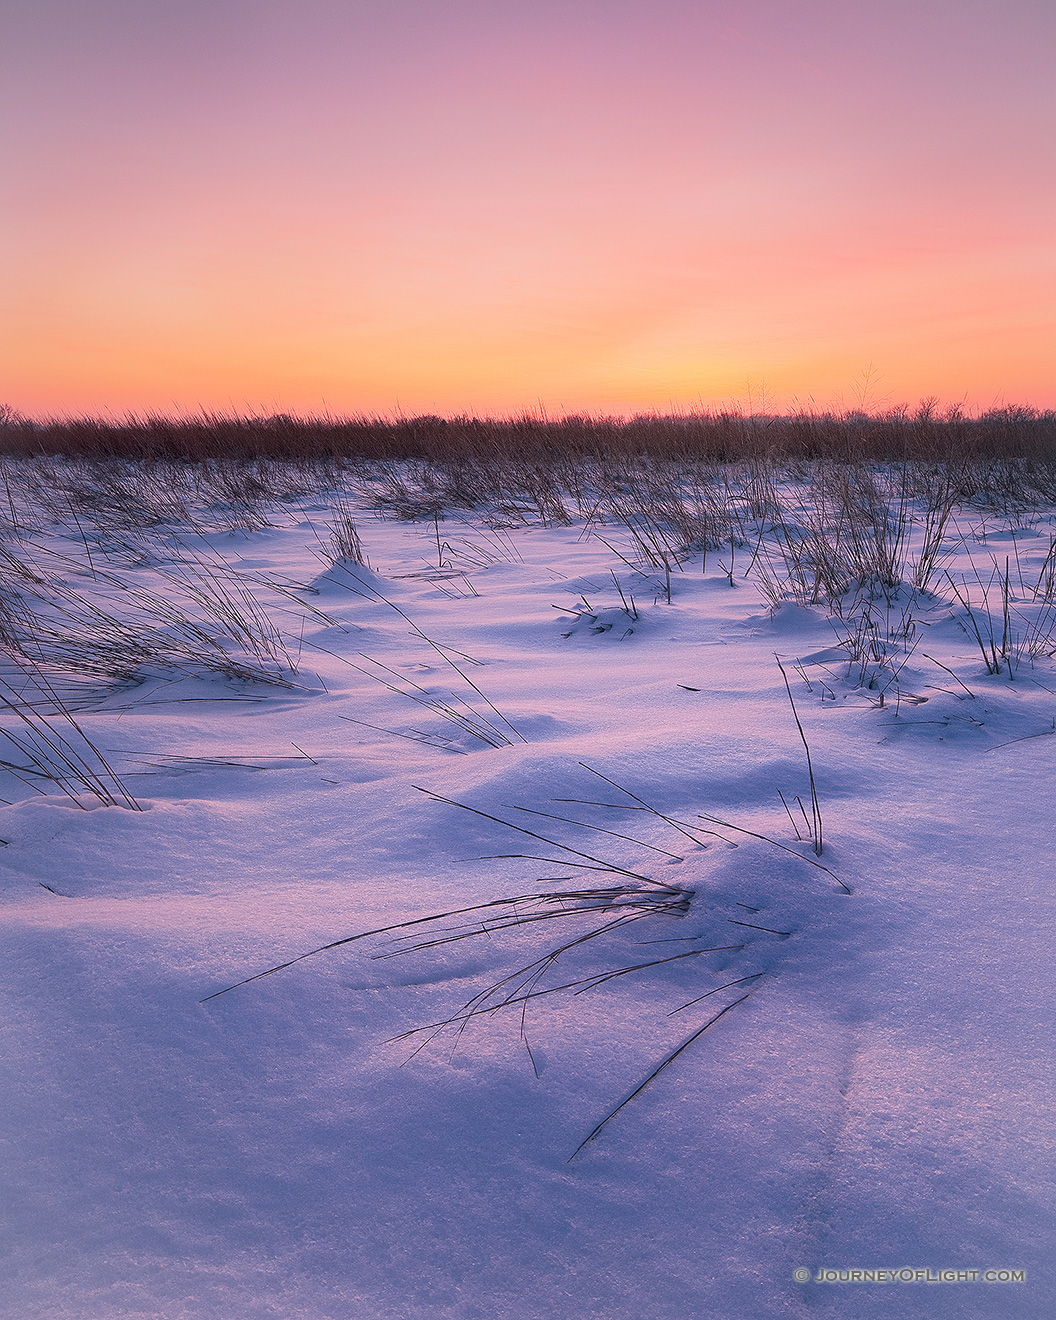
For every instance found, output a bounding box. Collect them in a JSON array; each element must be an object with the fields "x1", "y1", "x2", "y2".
[{"x1": 2, "y1": 403, "x2": 1055, "y2": 467}]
